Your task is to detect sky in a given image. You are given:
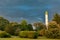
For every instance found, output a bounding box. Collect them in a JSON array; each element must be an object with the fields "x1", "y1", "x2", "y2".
[{"x1": 0, "y1": 0, "x2": 60, "y2": 23}]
